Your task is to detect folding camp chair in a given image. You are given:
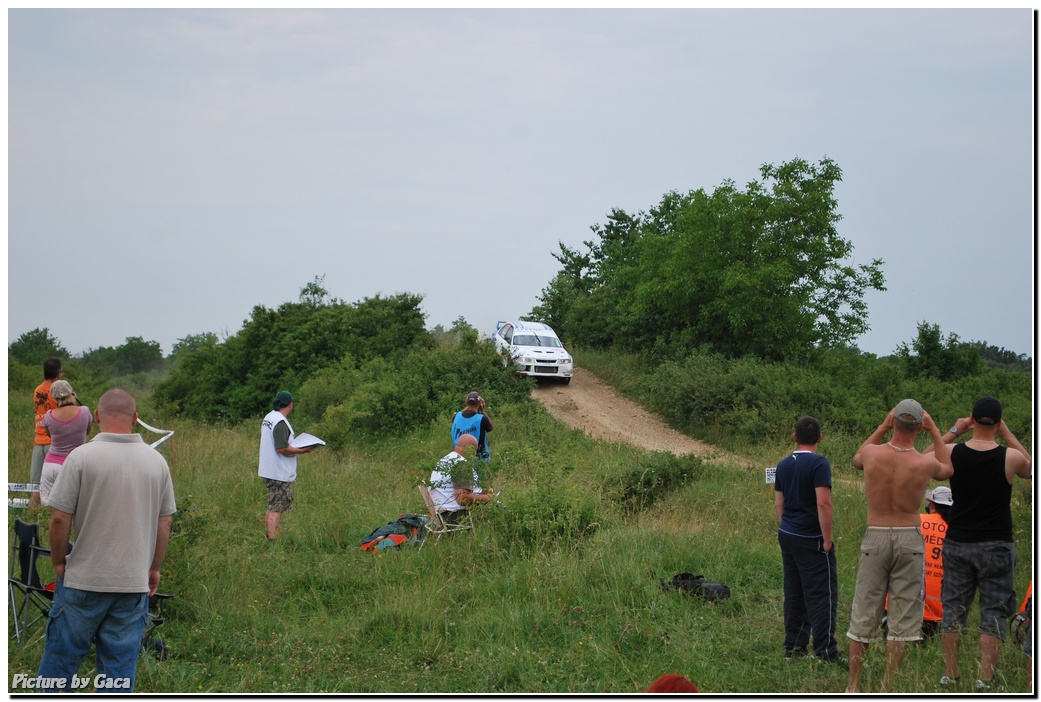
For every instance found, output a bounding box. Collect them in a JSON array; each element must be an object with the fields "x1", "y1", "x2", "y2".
[
  {"x1": 8, "y1": 519, "x2": 175, "y2": 657},
  {"x1": 417, "y1": 485, "x2": 472, "y2": 548},
  {"x1": 142, "y1": 592, "x2": 175, "y2": 660},
  {"x1": 9, "y1": 519, "x2": 58, "y2": 643}
]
